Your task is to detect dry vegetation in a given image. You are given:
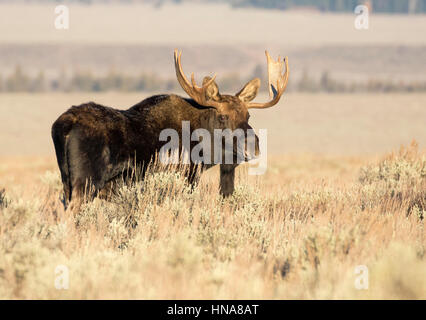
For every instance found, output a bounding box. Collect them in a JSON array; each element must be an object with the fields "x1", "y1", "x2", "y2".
[{"x1": 0, "y1": 142, "x2": 424, "y2": 299}]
